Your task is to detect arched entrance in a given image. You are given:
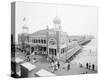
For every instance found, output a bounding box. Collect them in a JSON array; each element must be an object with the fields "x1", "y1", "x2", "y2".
[
  {"x1": 49, "y1": 48, "x2": 56, "y2": 56},
  {"x1": 48, "y1": 38, "x2": 57, "y2": 58}
]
